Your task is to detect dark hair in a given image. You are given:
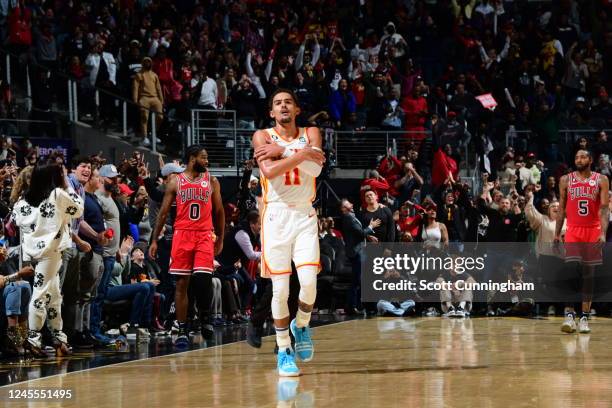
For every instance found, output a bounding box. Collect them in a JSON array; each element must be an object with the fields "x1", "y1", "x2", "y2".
[
  {"x1": 24, "y1": 163, "x2": 66, "y2": 207},
  {"x1": 184, "y1": 144, "x2": 206, "y2": 163},
  {"x1": 131, "y1": 243, "x2": 148, "y2": 256},
  {"x1": 246, "y1": 210, "x2": 259, "y2": 224},
  {"x1": 26, "y1": 150, "x2": 38, "y2": 161},
  {"x1": 575, "y1": 149, "x2": 593, "y2": 159},
  {"x1": 46, "y1": 150, "x2": 65, "y2": 165},
  {"x1": 70, "y1": 155, "x2": 92, "y2": 170},
  {"x1": 268, "y1": 88, "x2": 300, "y2": 110}
]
